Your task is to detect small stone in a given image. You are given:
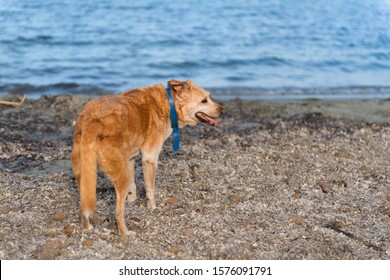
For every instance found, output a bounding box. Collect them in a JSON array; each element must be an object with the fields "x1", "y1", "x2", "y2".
[
  {"x1": 0, "y1": 233, "x2": 4, "y2": 241},
  {"x1": 289, "y1": 214, "x2": 305, "y2": 225},
  {"x1": 82, "y1": 239, "x2": 93, "y2": 247},
  {"x1": 334, "y1": 151, "x2": 351, "y2": 159},
  {"x1": 244, "y1": 223, "x2": 261, "y2": 230},
  {"x1": 239, "y1": 242, "x2": 254, "y2": 250},
  {"x1": 39, "y1": 240, "x2": 63, "y2": 259},
  {"x1": 340, "y1": 207, "x2": 353, "y2": 213},
  {"x1": 292, "y1": 190, "x2": 301, "y2": 199},
  {"x1": 165, "y1": 197, "x2": 179, "y2": 205},
  {"x1": 45, "y1": 229, "x2": 58, "y2": 237},
  {"x1": 0, "y1": 206, "x2": 10, "y2": 215},
  {"x1": 90, "y1": 216, "x2": 102, "y2": 226},
  {"x1": 129, "y1": 222, "x2": 140, "y2": 231},
  {"x1": 234, "y1": 254, "x2": 250, "y2": 260},
  {"x1": 131, "y1": 217, "x2": 141, "y2": 223},
  {"x1": 64, "y1": 224, "x2": 76, "y2": 236},
  {"x1": 53, "y1": 212, "x2": 68, "y2": 221},
  {"x1": 318, "y1": 181, "x2": 330, "y2": 193},
  {"x1": 318, "y1": 207, "x2": 326, "y2": 213},
  {"x1": 329, "y1": 221, "x2": 343, "y2": 229},
  {"x1": 181, "y1": 227, "x2": 192, "y2": 236},
  {"x1": 195, "y1": 205, "x2": 204, "y2": 212},
  {"x1": 229, "y1": 194, "x2": 243, "y2": 204},
  {"x1": 167, "y1": 247, "x2": 180, "y2": 254},
  {"x1": 359, "y1": 165, "x2": 371, "y2": 173}
]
